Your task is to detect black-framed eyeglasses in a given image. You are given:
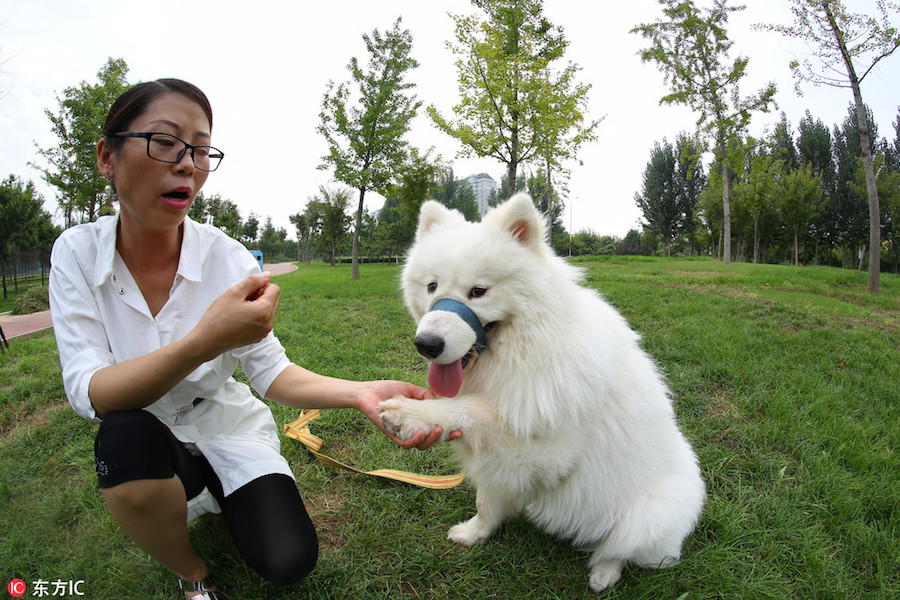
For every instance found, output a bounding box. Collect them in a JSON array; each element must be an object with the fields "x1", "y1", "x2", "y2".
[{"x1": 112, "y1": 132, "x2": 225, "y2": 172}]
